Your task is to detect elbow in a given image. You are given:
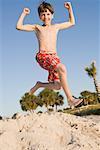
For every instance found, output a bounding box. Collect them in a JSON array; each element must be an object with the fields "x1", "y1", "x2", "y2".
[
  {"x1": 16, "y1": 27, "x2": 19, "y2": 30},
  {"x1": 71, "y1": 21, "x2": 75, "y2": 27},
  {"x1": 72, "y1": 20, "x2": 75, "y2": 26},
  {"x1": 16, "y1": 25, "x2": 21, "y2": 30},
  {"x1": 72, "y1": 17, "x2": 76, "y2": 26},
  {"x1": 16, "y1": 26, "x2": 20, "y2": 30},
  {"x1": 72, "y1": 22, "x2": 75, "y2": 26},
  {"x1": 68, "y1": 21, "x2": 75, "y2": 27}
]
